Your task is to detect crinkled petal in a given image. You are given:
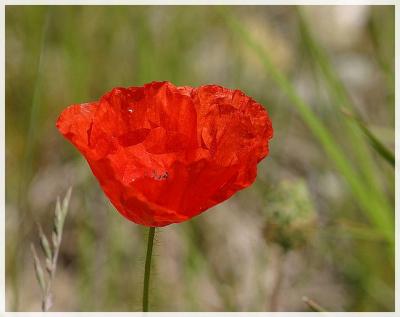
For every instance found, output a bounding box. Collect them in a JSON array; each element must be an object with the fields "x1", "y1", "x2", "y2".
[{"x1": 56, "y1": 81, "x2": 273, "y2": 226}]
